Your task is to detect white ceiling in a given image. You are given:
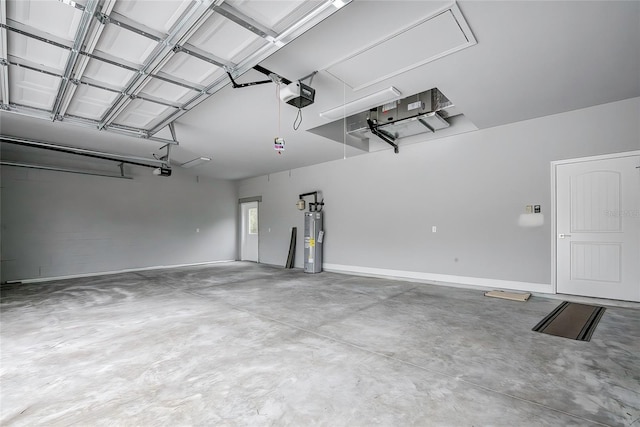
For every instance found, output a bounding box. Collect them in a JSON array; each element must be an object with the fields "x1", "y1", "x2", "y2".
[{"x1": 1, "y1": 0, "x2": 639, "y2": 180}]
